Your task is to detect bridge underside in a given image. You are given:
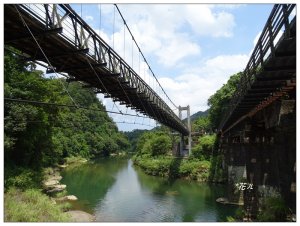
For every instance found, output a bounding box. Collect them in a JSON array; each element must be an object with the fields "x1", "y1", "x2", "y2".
[
  {"x1": 4, "y1": 4, "x2": 189, "y2": 135},
  {"x1": 221, "y1": 18, "x2": 296, "y2": 133}
]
